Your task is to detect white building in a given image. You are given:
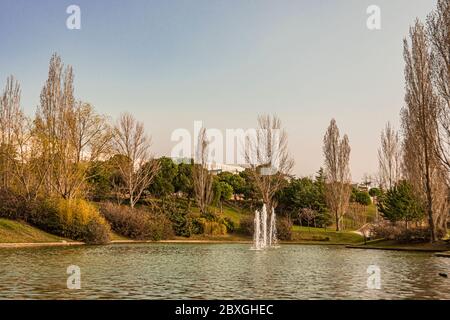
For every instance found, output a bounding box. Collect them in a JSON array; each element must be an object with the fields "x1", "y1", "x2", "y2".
[{"x1": 207, "y1": 162, "x2": 246, "y2": 174}]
